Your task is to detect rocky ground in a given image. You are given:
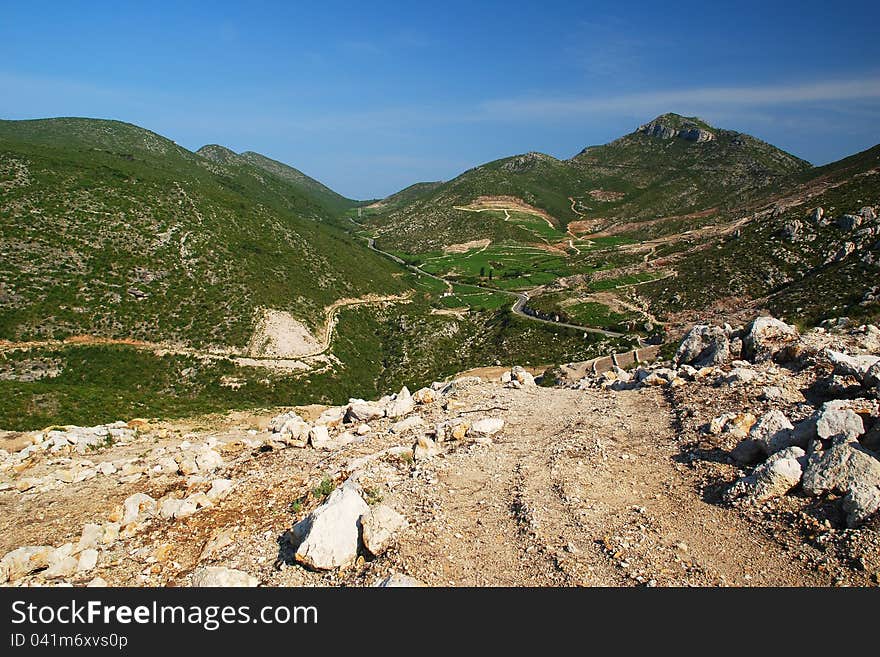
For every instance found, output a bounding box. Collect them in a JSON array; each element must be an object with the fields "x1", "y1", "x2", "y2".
[{"x1": 1, "y1": 317, "x2": 879, "y2": 587}]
